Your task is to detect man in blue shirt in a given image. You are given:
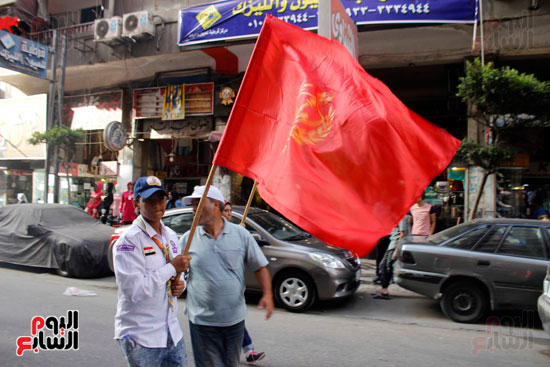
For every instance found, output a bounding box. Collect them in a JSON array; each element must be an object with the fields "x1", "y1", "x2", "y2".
[{"x1": 181, "y1": 185, "x2": 273, "y2": 367}]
